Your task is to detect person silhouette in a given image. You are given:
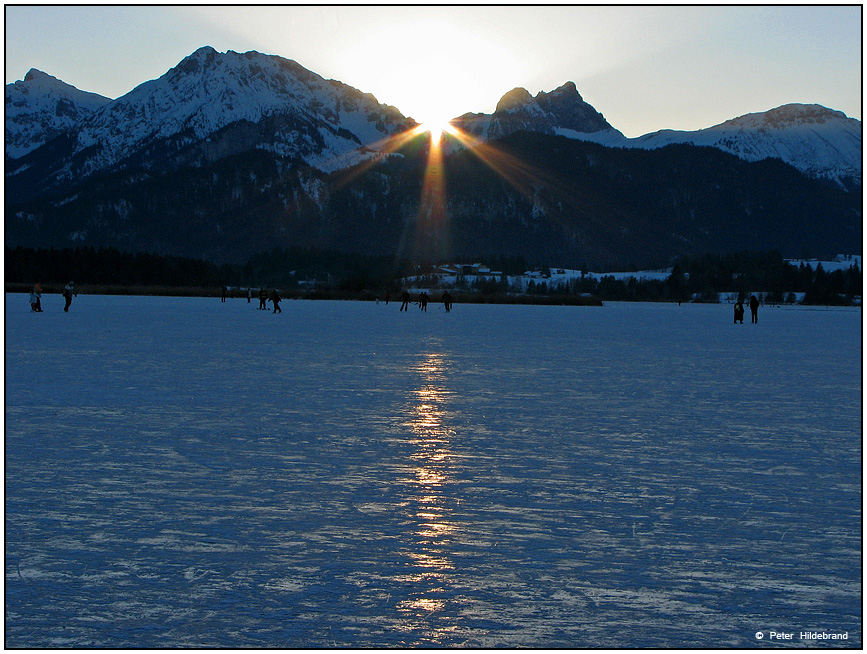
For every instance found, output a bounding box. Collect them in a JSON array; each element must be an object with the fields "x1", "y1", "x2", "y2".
[
  {"x1": 749, "y1": 295, "x2": 759, "y2": 323},
  {"x1": 442, "y1": 291, "x2": 453, "y2": 312},
  {"x1": 734, "y1": 300, "x2": 745, "y2": 324},
  {"x1": 270, "y1": 289, "x2": 282, "y2": 313},
  {"x1": 400, "y1": 291, "x2": 411, "y2": 311},
  {"x1": 63, "y1": 281, "x2": 76, "y2": 312},
  {"x1": 32, "y1": 281, "x2": 43, "y2": 312}
]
